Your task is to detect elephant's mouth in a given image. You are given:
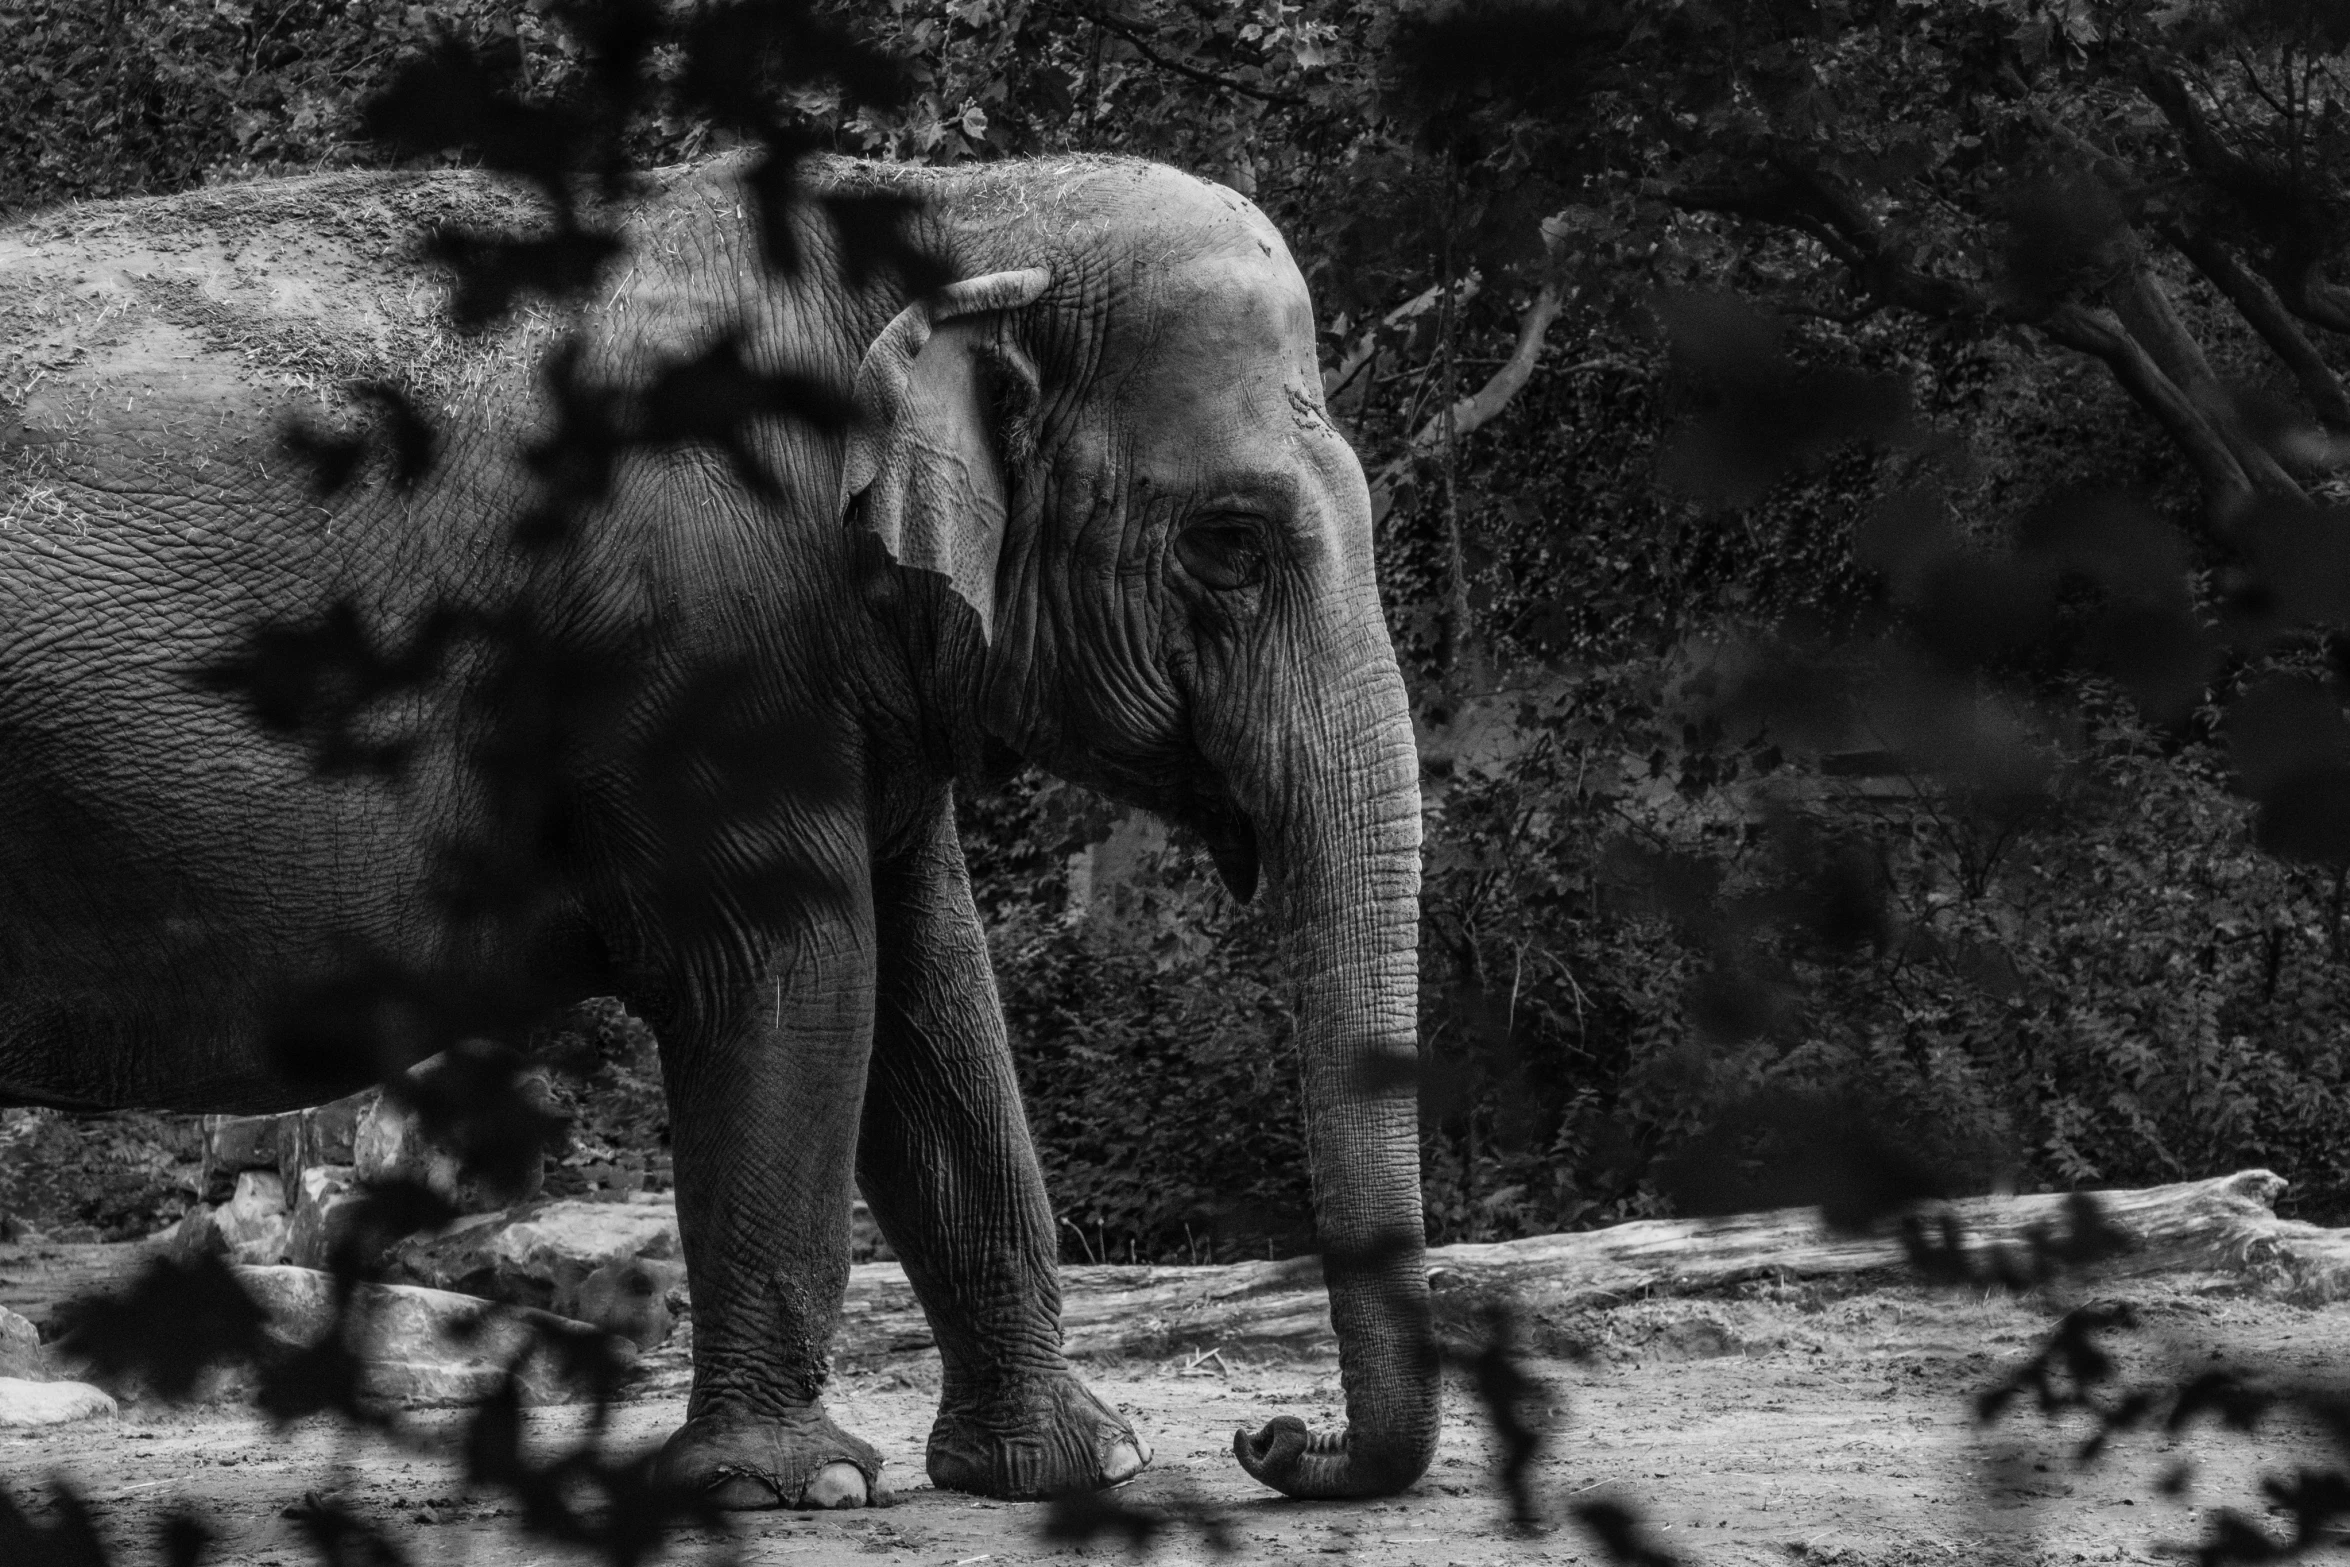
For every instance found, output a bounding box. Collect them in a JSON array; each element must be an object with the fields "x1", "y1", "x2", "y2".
[
  {"x1": 1085, "y1": 749, "x2": 1258, "y2": 903},
  {"x1": 1191, "y1": 802, "x2": 1259, "y2": 905}
]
